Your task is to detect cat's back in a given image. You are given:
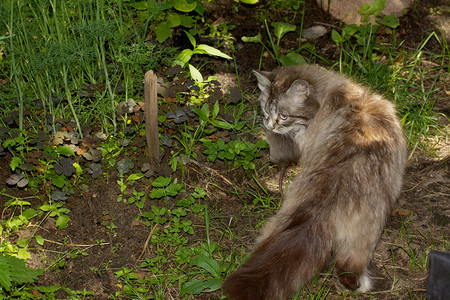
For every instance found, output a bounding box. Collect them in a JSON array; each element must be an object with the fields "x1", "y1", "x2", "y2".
[
  {"x1": 297, "y1": 66, "x2": 405, "y2": 157},
  {"x1": 293, "y1": 68, "x2": 406, "y2": 208}
]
